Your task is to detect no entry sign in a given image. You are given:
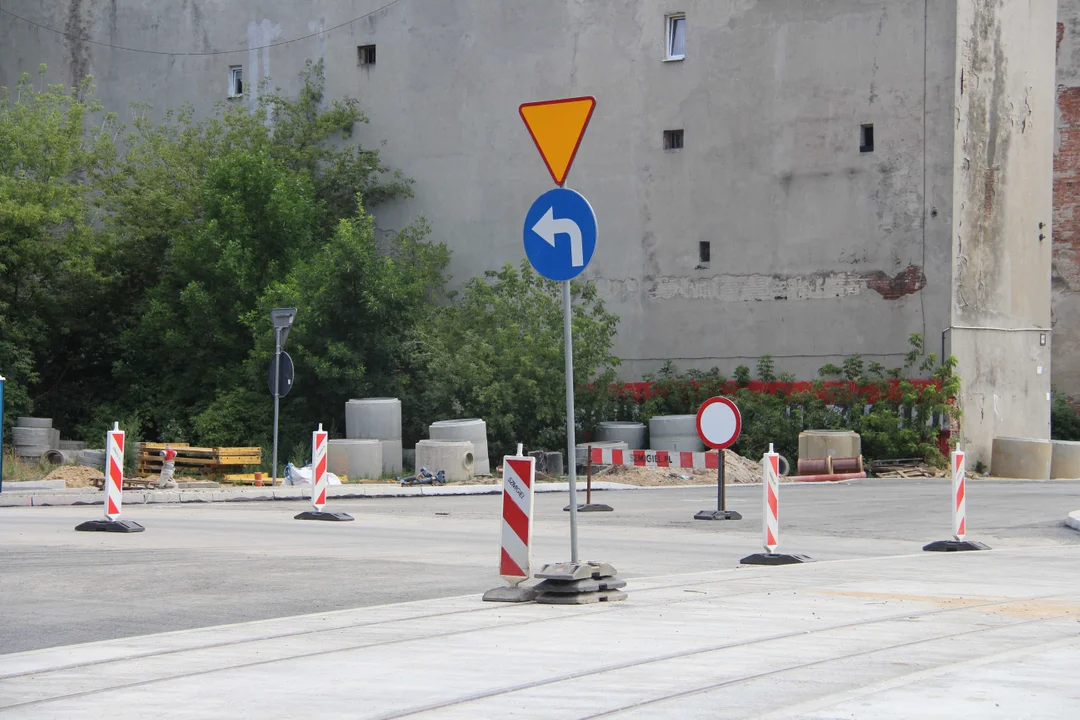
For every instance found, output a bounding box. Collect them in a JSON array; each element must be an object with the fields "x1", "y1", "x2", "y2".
[{"x1": 696, "y1": 397, "x2": 742, "y2": 450}]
